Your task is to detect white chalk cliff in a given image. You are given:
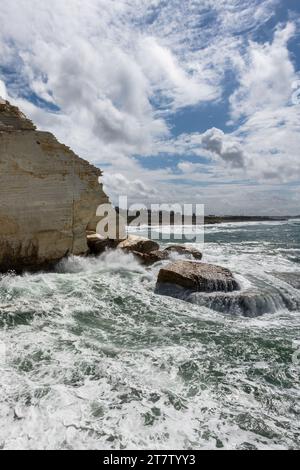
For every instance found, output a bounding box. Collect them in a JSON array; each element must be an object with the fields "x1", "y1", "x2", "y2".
[{"x1": 0, "y1": 99, "x2": 110, "y2": 271}]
